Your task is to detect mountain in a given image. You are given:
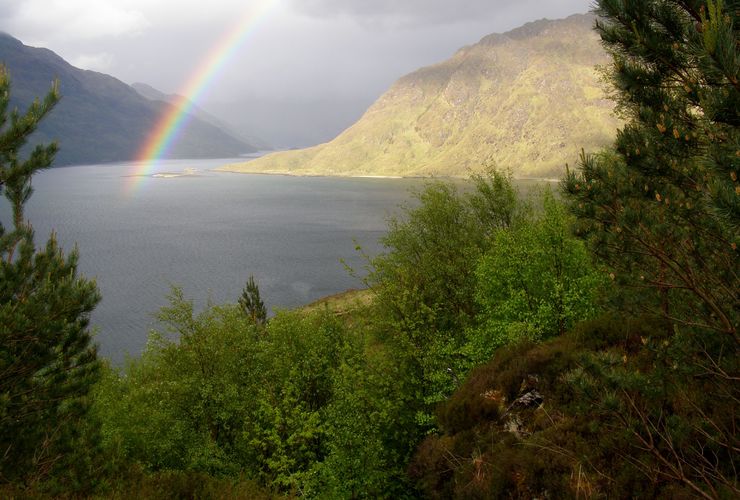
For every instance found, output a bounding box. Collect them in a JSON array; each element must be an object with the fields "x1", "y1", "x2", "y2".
[
  {"x1": 220, "y1": 14, "x2": 619, "y2": 178},
  {"x1": 130, "y1": 82, "x2": 271, "y2": 151},
  {"x1": 0, "y1": 33, "x2": 256, "y2": 166}
]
